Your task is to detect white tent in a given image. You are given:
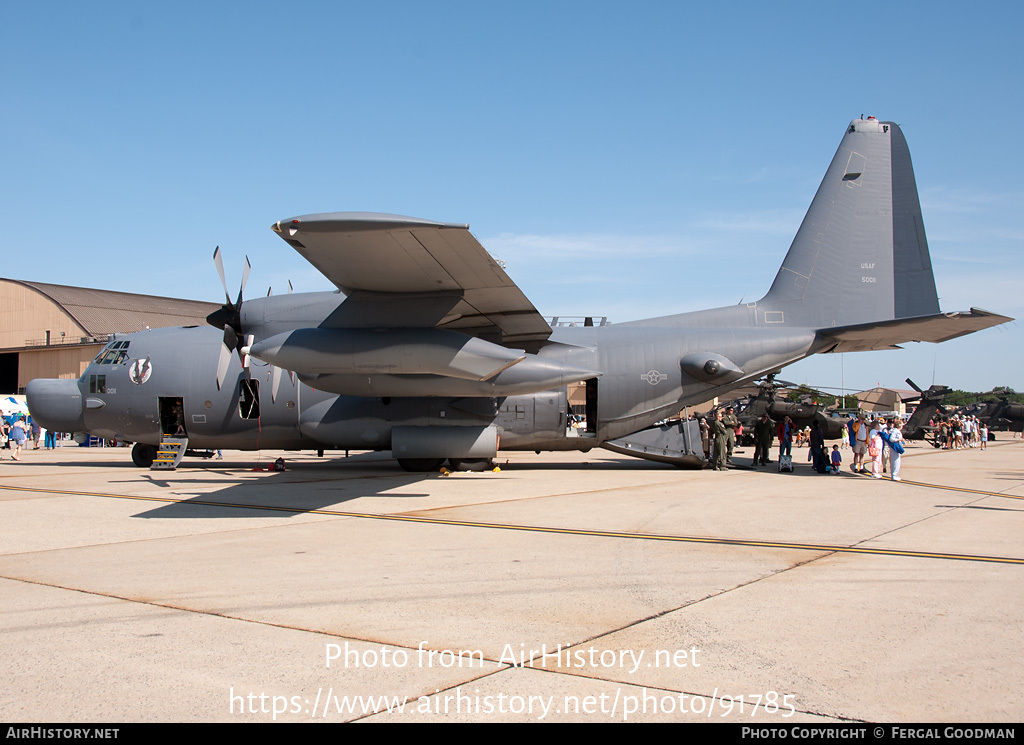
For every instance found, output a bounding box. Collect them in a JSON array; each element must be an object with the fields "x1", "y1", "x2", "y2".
[{"x1": 3, "y1": 395, "x2": 30, "y2": 417}]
